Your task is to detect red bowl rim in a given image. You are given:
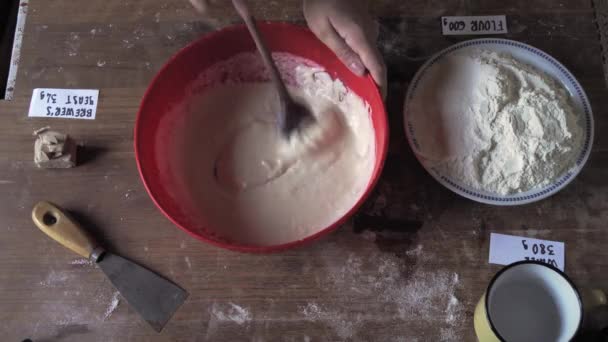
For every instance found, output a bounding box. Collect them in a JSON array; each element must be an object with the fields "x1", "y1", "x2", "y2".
[{"x1": 134, "y1": 22, "x2": 389, "y2": 253}]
